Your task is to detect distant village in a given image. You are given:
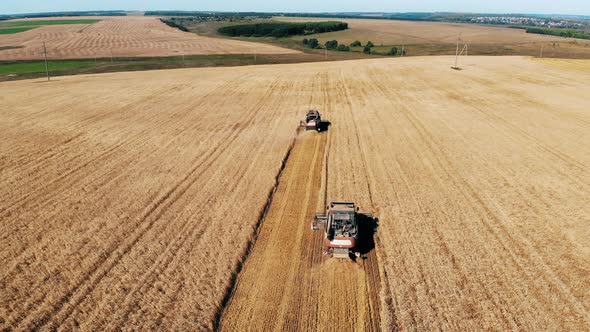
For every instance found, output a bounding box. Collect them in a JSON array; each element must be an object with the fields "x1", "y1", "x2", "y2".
[{"x1": 467, "y1": 16, "x2": 586, "y2": 29}]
